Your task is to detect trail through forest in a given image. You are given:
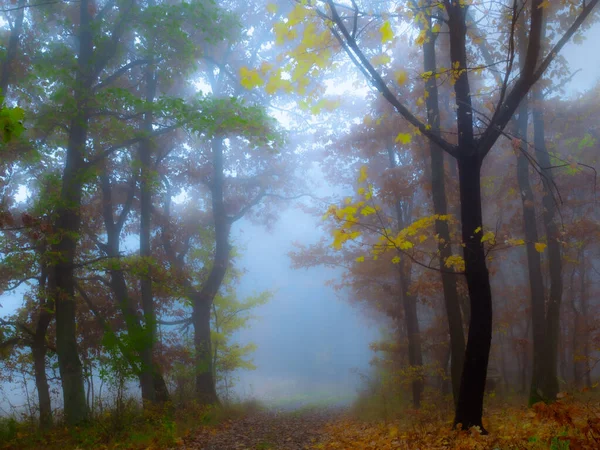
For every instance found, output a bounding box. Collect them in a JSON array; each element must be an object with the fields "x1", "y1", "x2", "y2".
[{"x1": 181, "y1": 407, "x2": 342, "y2": 450}]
